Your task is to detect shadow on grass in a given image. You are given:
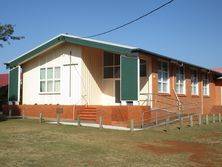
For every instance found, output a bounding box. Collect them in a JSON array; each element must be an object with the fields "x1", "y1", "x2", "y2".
[{"x1": 0, "y1": 115, "x2": 7, "y2": 122}]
